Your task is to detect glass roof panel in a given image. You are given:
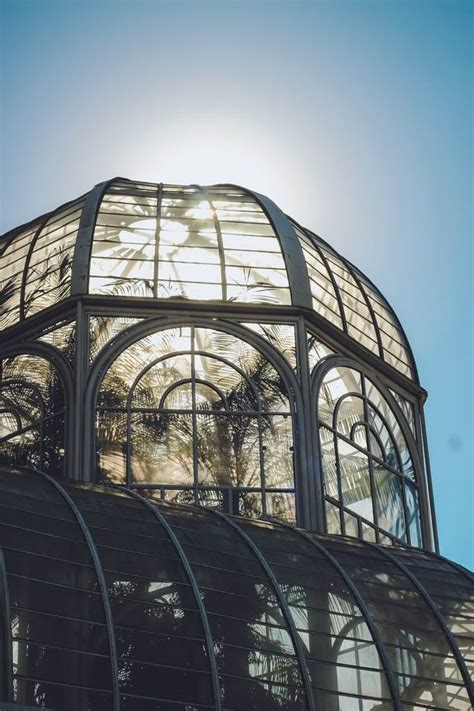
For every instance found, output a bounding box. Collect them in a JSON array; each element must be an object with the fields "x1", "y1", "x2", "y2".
[{"x1": 0, "y1": 178, "x2": 416, "y2": 380}]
